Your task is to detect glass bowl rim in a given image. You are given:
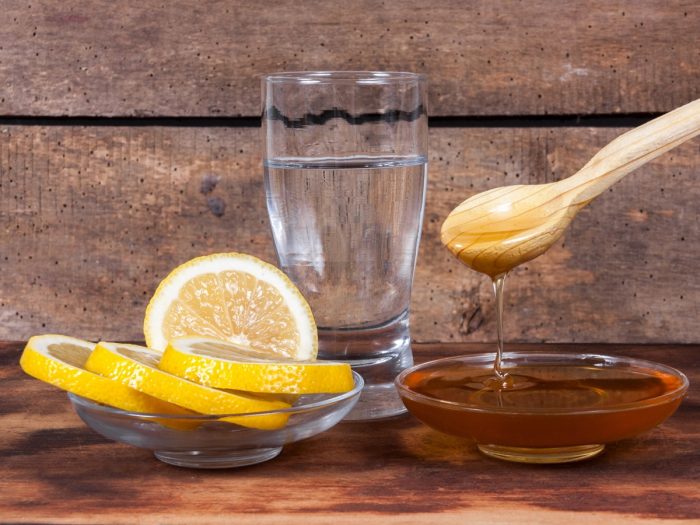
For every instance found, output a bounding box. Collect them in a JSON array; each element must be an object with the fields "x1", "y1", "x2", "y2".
[
  {"x1": 68, "y1": 371, "x2": 364, "y2": 420},
  {"x1": 395, "y1": 351, "x2": 689, "y2": 415},
  {"x1": 263, "y1": 71, "x2": 426, "y2": 84}
]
